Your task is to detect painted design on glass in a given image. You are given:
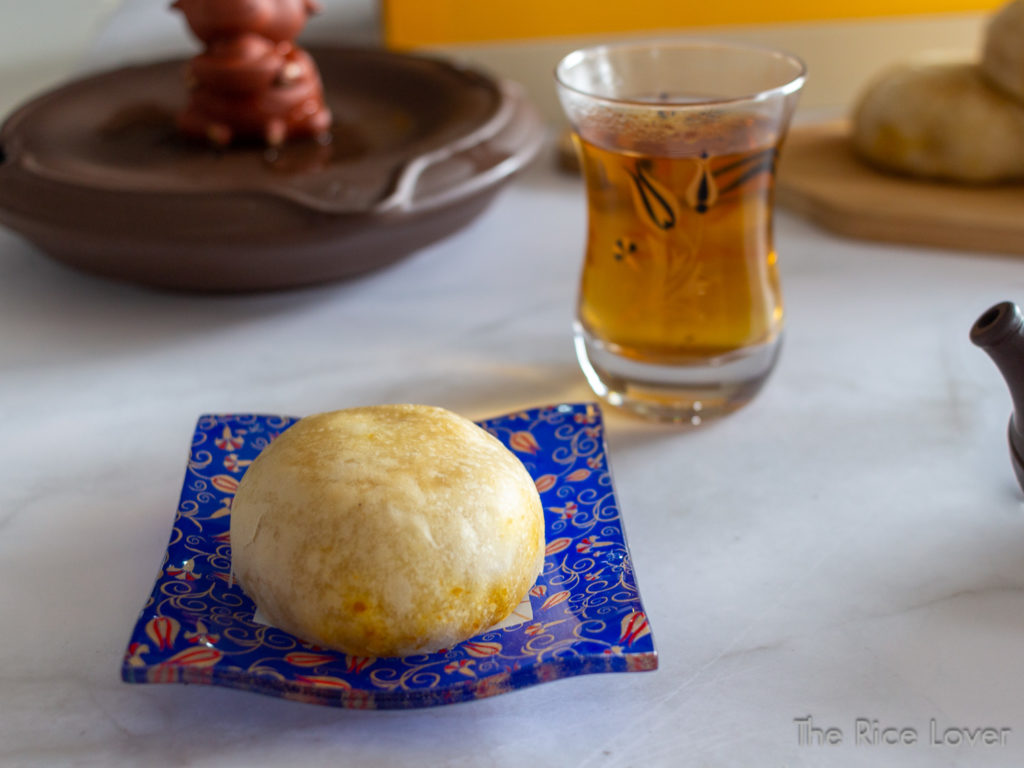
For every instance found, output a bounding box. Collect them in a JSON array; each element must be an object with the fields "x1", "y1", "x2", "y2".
[
  {"x1": 685, "y1": 152, "x2": 718, "y2": 214},
  {"x1": 576, "y1": 131, "x2": 784, "y2": 359},
  {"x1": 628, "y1": 164, "x2": 678, "y2": 230}
]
